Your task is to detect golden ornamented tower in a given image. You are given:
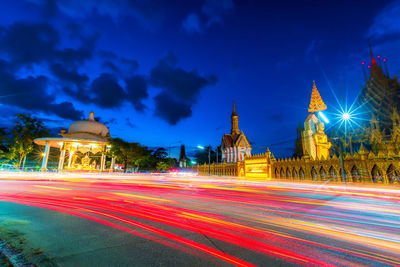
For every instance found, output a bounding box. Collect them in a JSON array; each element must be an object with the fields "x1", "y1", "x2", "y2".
[
  {"x1": 308, "y1": 80, "x2": 327, "y2": 113},
  {"x1": 303, "y1": 81, "x2": 331, "y2": 159},
  {"x1": 231, "y1": 101, "x2": 240, "y2": 138}
]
